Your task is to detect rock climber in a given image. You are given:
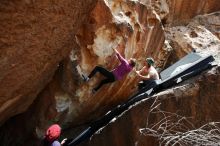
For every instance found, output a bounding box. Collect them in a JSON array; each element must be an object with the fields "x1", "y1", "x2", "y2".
[
  {"x1": 82, "y1": 43, "x2": 136, "y2": 94},
  {"x1": 135, "y1": 57, "x2": 160, "y2": 90},
  {"x1": 42, "y1": 124, "x2": 67, "y2": 146}
]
